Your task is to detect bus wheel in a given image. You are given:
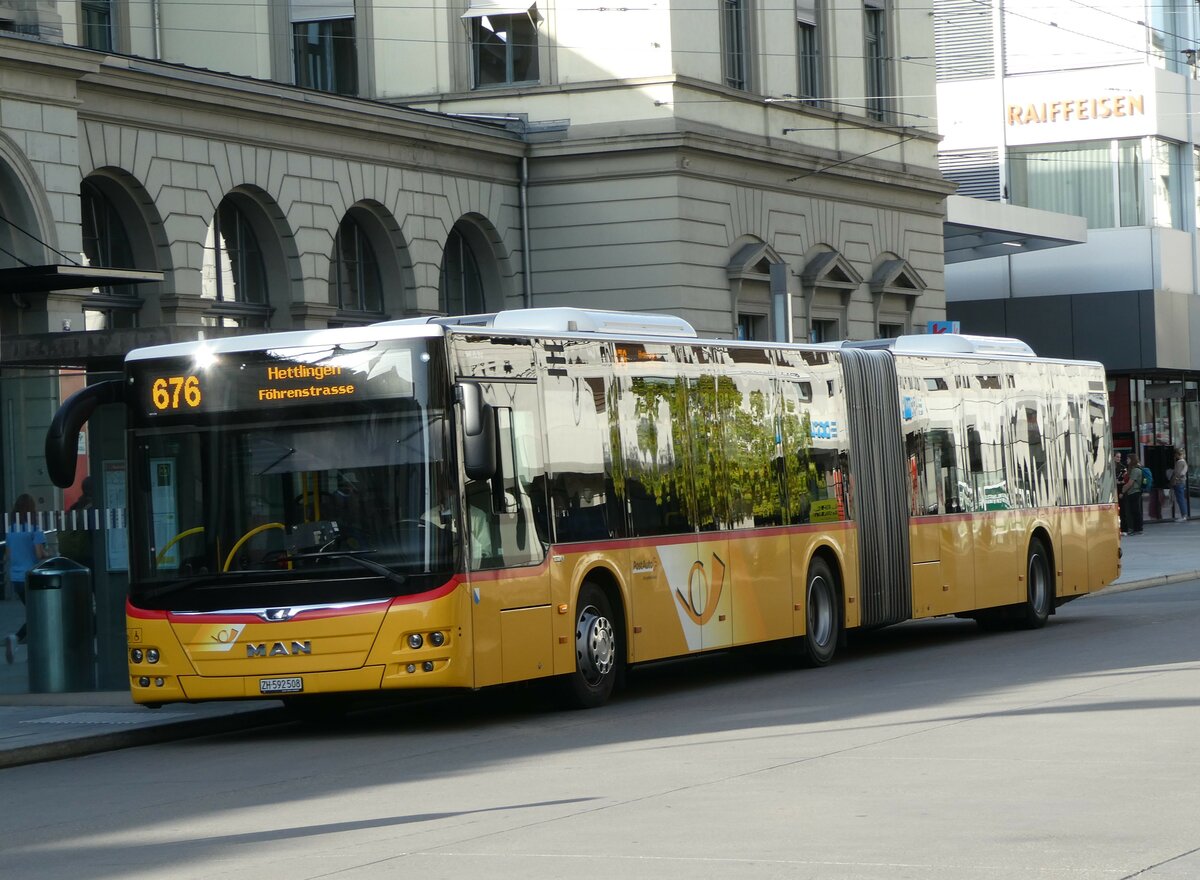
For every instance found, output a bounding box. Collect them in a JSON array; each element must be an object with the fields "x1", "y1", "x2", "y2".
[
  {"x1": 561, "y1": 583, "x2": 621, "y2": 709},
  {"x1": 1019, "y1": 537, "x2": 1052, "y2": 629},
  {"x1": 800, "y1": 557, "x2": 840, "y2": 667}
]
